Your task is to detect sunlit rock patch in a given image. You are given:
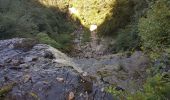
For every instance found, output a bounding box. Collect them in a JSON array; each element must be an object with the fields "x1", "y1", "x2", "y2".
[{"x1": 90, "y1": 25, "x2": 97, "y2": 32}]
